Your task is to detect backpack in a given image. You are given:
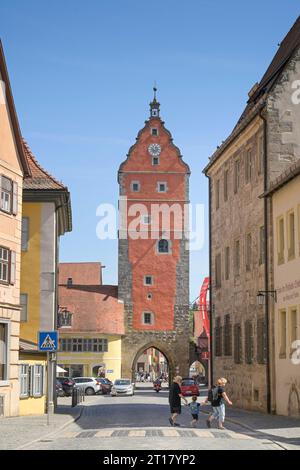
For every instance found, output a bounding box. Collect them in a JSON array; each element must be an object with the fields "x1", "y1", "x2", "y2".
[{"x1": 207, "y1": 386, "x2": 219, "y2": 403}]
